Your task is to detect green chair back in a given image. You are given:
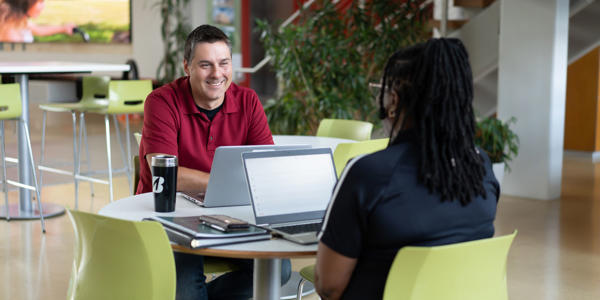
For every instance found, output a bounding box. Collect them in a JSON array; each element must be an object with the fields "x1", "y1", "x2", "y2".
[
  {"x1": 0, "y1": 84, "x2": 22, "y2": 120},
  {"x1": 316, "y1": 118, "x2": 373, "y2": 141},
  {"x1": 383, "y1": 231, "x2": 518, "y2": 300},
  {"x1": 106, "y1": 80, "x2": 152, "y2": 114},
  {"x1": 80, "y1": 75, "x2": 111, "y2": 105},
  {"x1": 67, "y1": 209, "x2": 176, "y2": 300},
  {"x1": 333, "y1": 138, "x2": 389, "y2": 177}
]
